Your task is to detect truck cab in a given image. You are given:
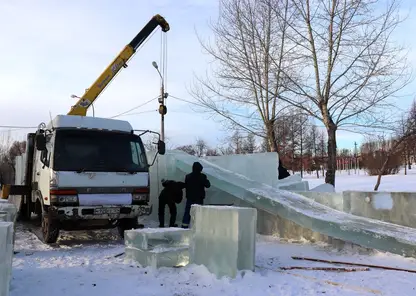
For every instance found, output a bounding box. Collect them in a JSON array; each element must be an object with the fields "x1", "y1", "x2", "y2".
[{"x1": 27, "y1": 115, "x2": 164, "y2": 243}]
